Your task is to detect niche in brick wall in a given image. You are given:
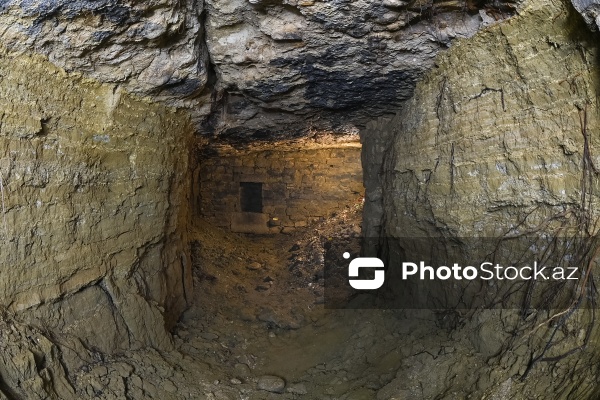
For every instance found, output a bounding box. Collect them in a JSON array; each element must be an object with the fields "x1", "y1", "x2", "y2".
[{"x1": 240, "y1": 182, "x2": 263, "y2": 213}]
